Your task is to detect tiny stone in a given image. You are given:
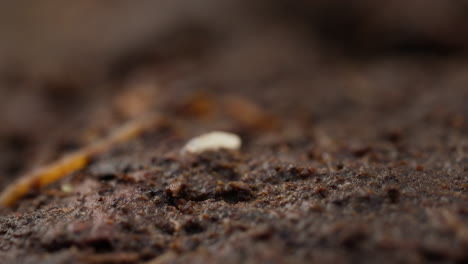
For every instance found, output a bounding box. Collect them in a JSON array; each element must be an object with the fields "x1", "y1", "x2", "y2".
[{"x1": 182, "y1": 131, "x2": 241, "y2": 154}]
